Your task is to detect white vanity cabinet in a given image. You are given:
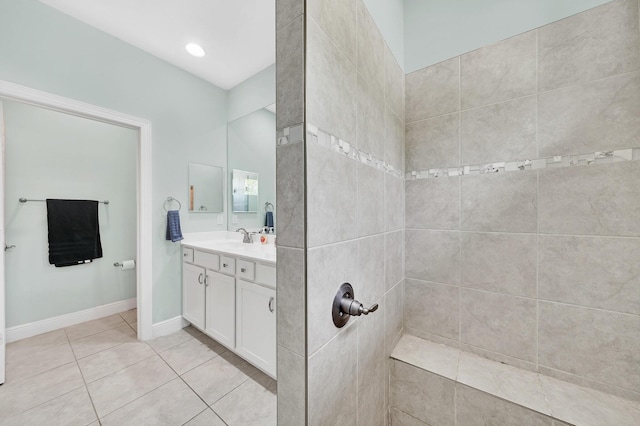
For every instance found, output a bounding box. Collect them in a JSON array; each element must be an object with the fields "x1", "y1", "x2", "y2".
[{"x1": 182, "y1": 245, "x2": 276, "y2": 378}]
